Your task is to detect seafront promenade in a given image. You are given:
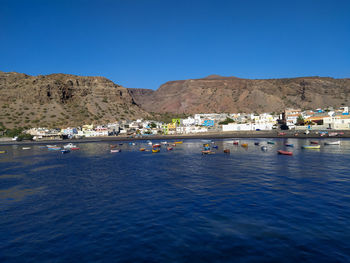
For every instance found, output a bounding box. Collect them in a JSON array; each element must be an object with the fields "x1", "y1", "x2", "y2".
[{"x1": 1, "y1": 130, "x2": 350, "y2": 145}]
